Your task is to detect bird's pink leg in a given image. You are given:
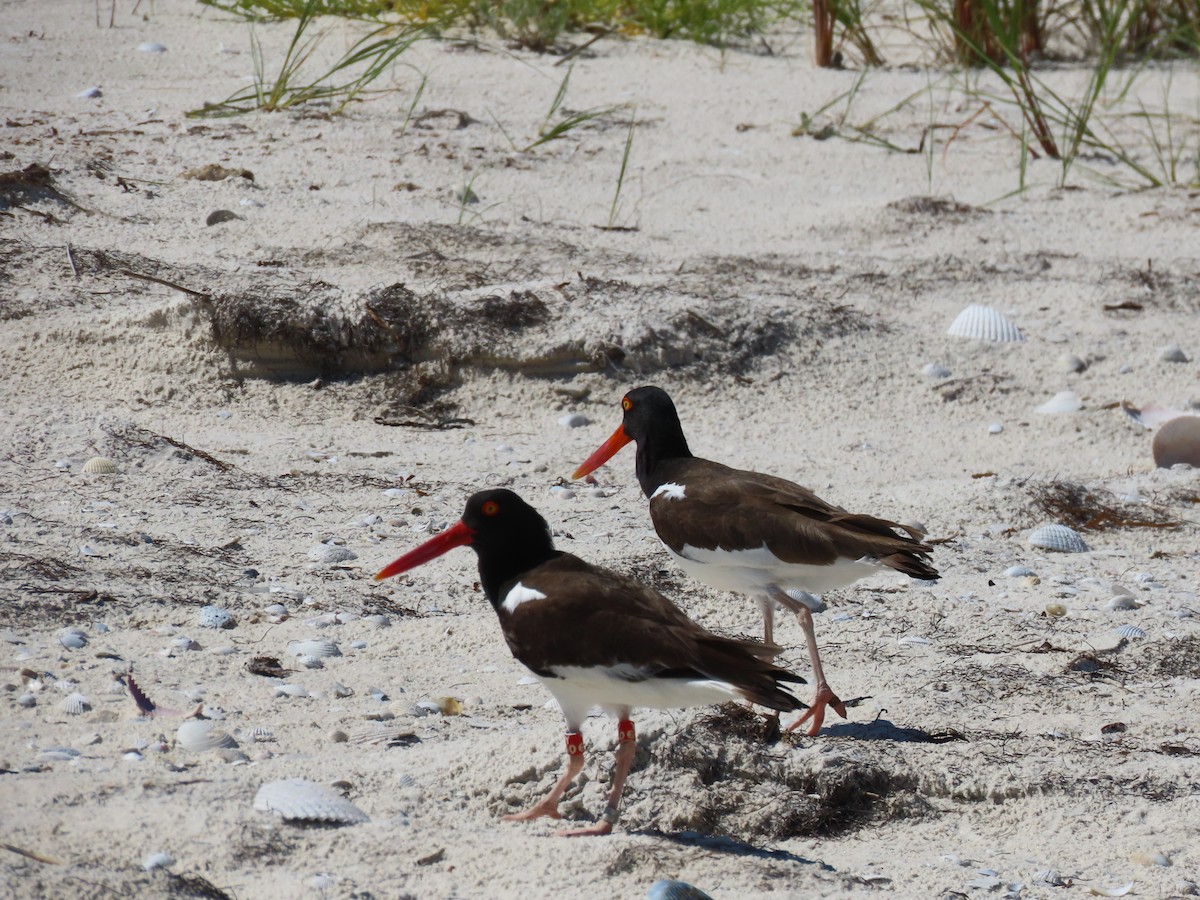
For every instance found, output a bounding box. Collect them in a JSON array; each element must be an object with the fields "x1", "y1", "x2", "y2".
[
  {"x1": 768, "y1": 589, "x2": 846, "y2": 736},
  {"x1": 557, "y1": 719, "x2": 636, "y2": 837},
  {"x1": 501, "y1": 731, "x2": 584, "y2": 822}
]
